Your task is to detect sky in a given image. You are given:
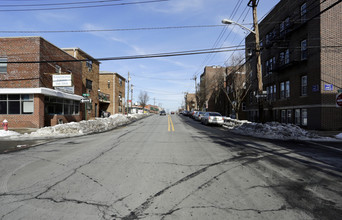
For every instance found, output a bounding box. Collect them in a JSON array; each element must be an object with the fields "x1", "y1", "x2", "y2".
[{"x1": 0, "y1": 0, "x2": 280, "y2": 111}]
